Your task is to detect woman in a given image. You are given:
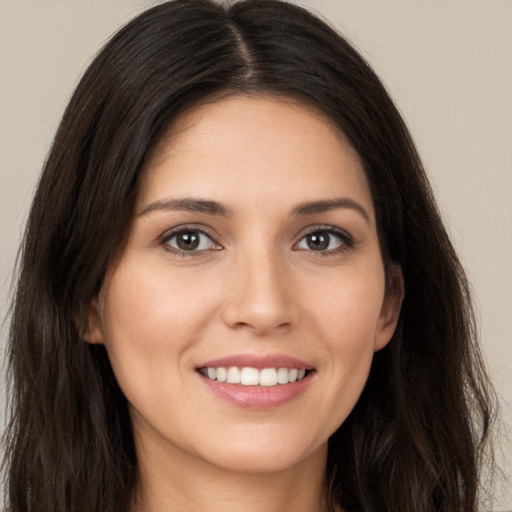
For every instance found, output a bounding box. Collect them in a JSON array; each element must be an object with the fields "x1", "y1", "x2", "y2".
[{"x1": 2, "y1": 0, "x2": 497, "y2": 511}]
